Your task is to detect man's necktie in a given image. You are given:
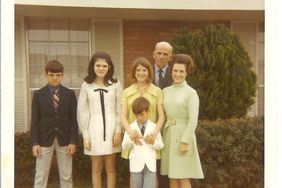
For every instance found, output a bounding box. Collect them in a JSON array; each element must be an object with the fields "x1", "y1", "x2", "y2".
[
  {"x1": 94, "y1": 88, "x2": 108, "y2": 141},
  {"x1": 158, "y1": 69, "x2": 164, "y2": 88},
  {"x1": 140, "y1": 125, "x2": 145, "y2": 135},
  {"x1": 53, "y1": 89, "x2": 59, "y2": 113}
]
